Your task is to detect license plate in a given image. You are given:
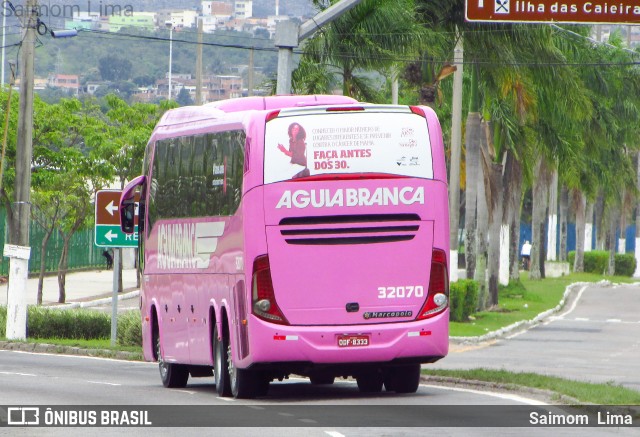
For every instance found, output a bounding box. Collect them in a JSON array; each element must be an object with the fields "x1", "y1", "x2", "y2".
[{"x1": 337, "y1": 334, "x2": 370, "y2": 348}]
